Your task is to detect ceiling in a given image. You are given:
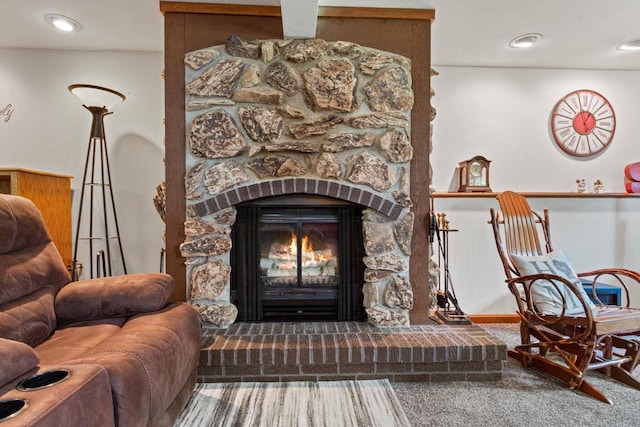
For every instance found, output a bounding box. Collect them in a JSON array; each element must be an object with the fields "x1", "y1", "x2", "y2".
[{"x1": 2, "y1": 0, "x2": 640, "y2": 70}]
